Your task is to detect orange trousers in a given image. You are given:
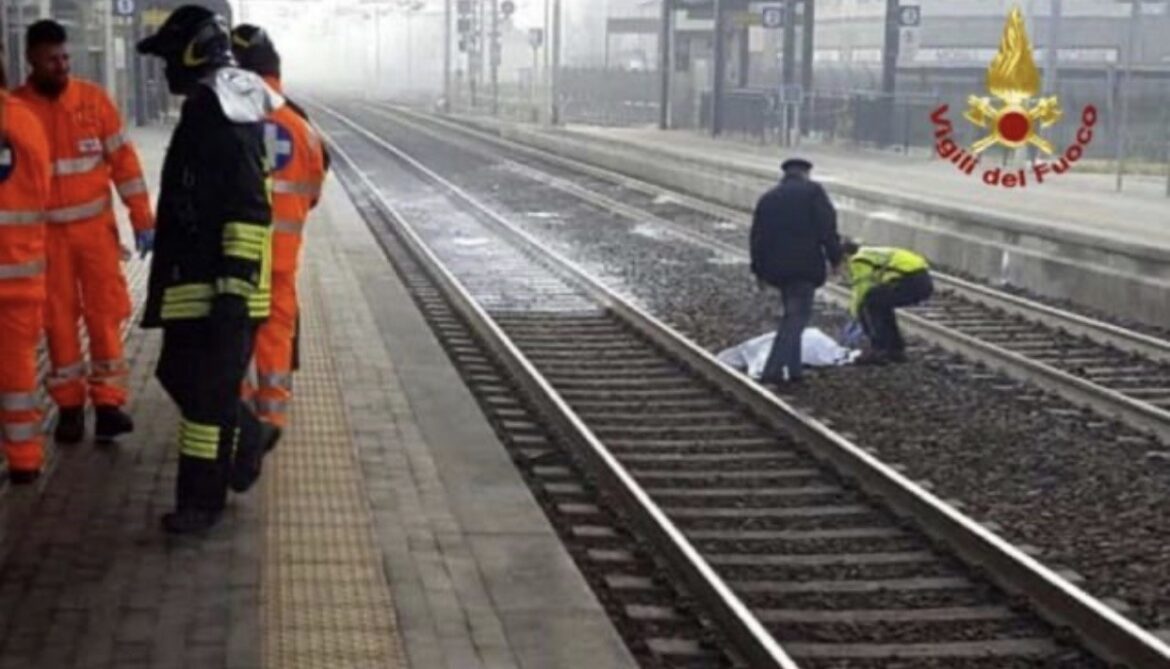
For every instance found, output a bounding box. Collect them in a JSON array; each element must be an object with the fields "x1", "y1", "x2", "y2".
[
  {"x1": 250, "y1": 269, "x2": 297, "y2": 428},
  {"x1": 45, "y1": 218, "x2": 132, "y2": 409},
  {"x1": 1, "y1": 299, "x2": 45, "y2": 473}
]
